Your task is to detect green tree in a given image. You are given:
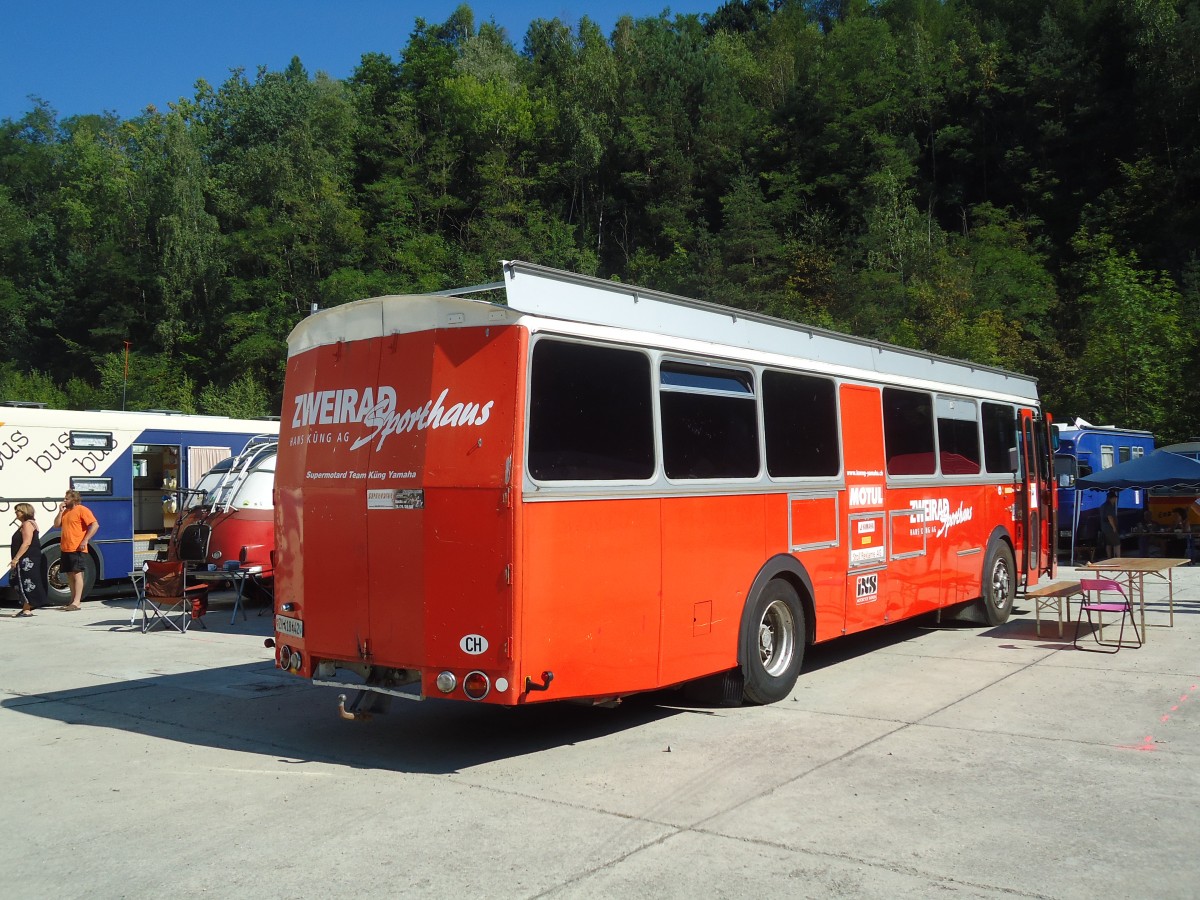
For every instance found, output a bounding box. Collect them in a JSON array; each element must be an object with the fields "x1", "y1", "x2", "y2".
[
  {"x1": 199, "y1": 372, "x2": 271, "y2": 419},
  {"x1": 1071, "y1": 231, "x2": 1190, "y2": 436}
]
